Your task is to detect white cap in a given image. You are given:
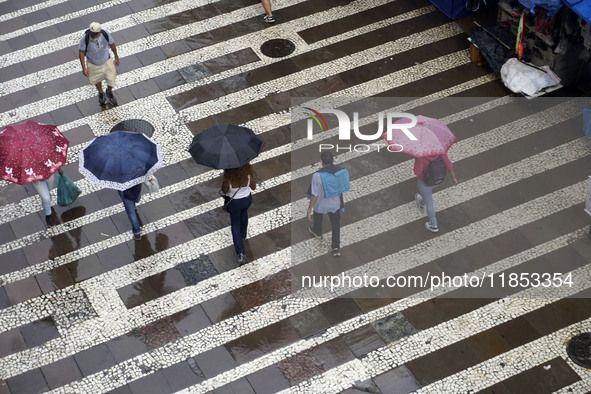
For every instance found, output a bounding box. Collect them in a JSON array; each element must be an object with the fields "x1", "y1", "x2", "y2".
[{"x1": 89, "y1": 22, "x2": 101, "y2": 33}]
